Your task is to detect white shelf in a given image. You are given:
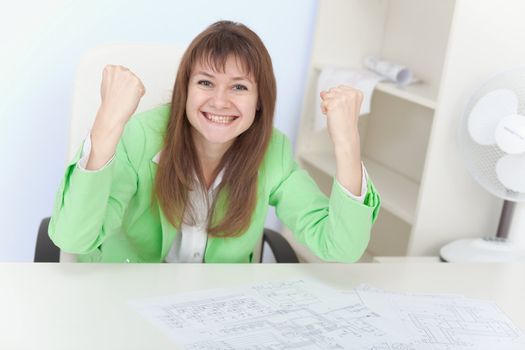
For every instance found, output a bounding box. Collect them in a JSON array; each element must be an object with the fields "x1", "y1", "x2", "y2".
[
  {"x1": 299, "y1": 152, "x2": 419, "y2": 224},
  {"x1": 313, "y1": 65, "x2": 437, "y2": 110},
  {"x1": 375, "y1": 81, "x2": 437, "y2": 109}
]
